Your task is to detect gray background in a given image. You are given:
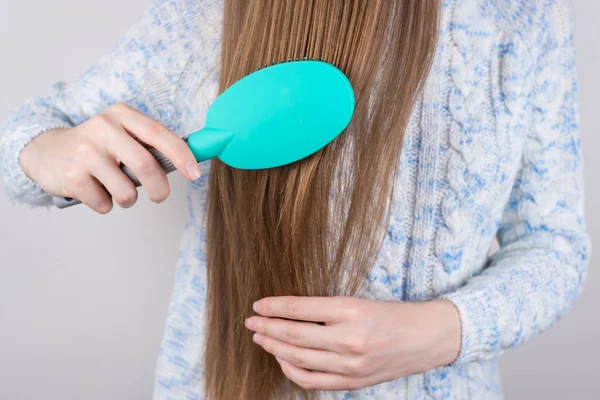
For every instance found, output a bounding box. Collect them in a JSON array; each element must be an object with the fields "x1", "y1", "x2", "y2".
[{"x1": 0, "y1": 1, "x2": 597, "y2": 399}]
